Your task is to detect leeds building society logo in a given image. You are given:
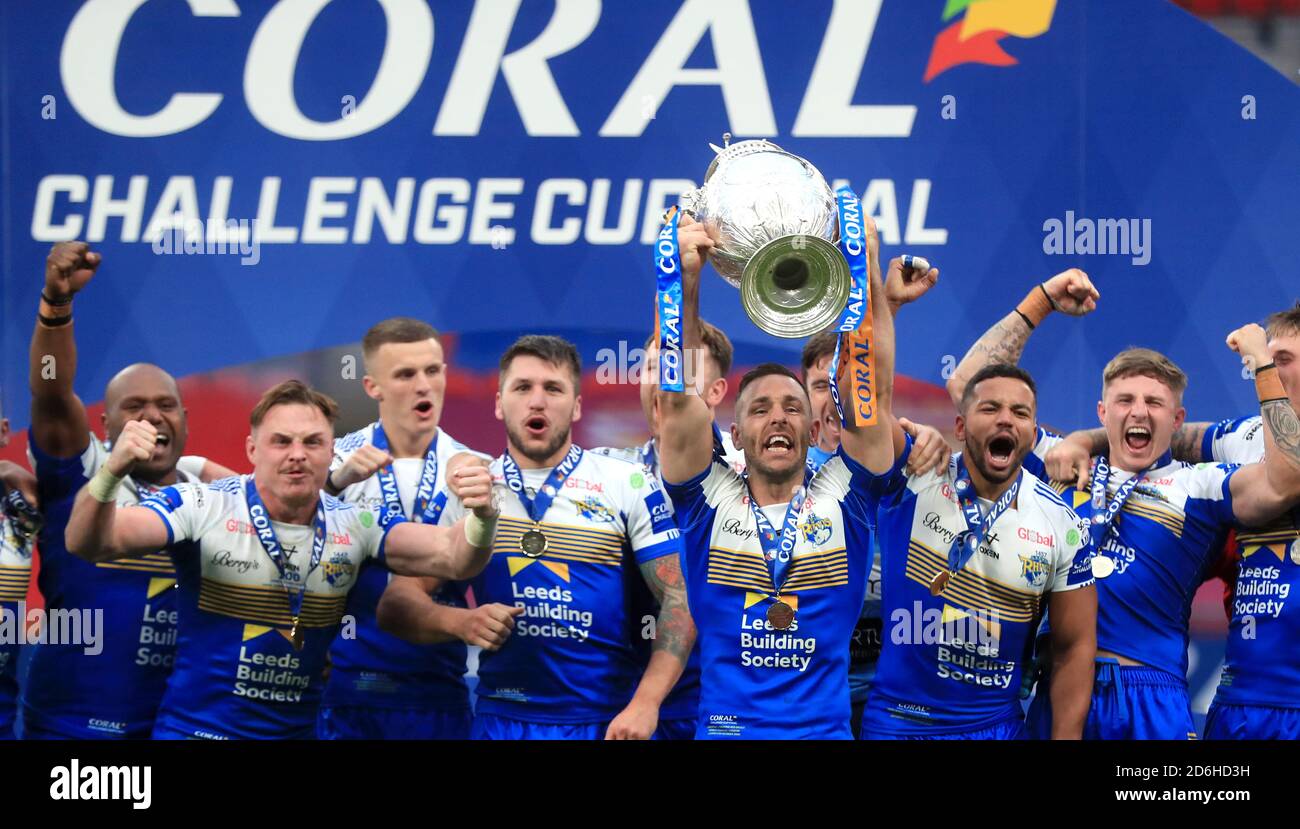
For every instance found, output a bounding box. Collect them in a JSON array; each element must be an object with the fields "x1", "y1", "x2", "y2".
[{"x1": 924, "y1": 0, "x2": 1057, "y2": 83}]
